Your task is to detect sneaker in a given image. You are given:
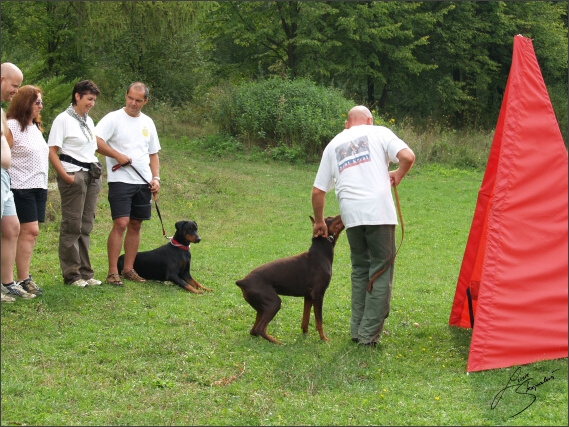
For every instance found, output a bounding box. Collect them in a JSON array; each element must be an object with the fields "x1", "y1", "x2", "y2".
[
  {"x1": 1, "y1": 284, "x2": 10, "y2": 294},
  {"x1": 19, "y1": 276, "x2": 43, "y2": 295},
  {"x1": 85, "y1": 278, "x2": 102, "y2": 286},
  {"x1": 1, "y1": 292, "x2": 16, "y2": 303},
  {"x1": 5, "y1": 282, "x2": 36, "y2": 299},
  {"x1": 68, "y1": 279, "x2": 88, "y2": 287}
]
